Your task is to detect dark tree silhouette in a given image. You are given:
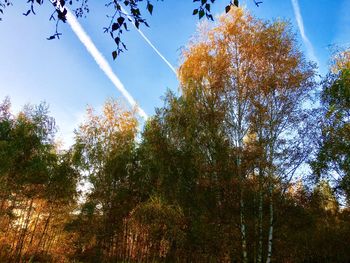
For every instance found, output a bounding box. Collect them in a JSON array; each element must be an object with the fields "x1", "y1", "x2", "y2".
[{"x1": 0, "y1": 0, "x2": 262, "y2": 59}]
